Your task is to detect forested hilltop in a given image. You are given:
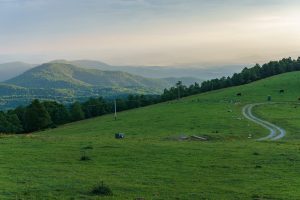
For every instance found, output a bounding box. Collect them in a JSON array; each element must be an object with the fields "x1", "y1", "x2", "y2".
[{"x1": 0, "y1": 57, "x2": 299, "y2": 134}]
